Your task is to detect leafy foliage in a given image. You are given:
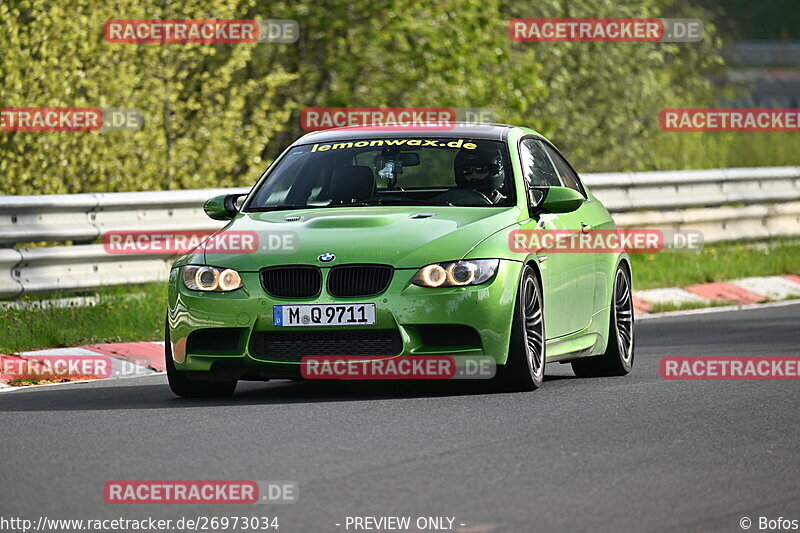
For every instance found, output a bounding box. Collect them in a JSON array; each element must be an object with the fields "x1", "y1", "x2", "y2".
[
  {"x1": 1, "y1": 0, "x2": 791, "y2": 195},
  {"x1": 1, "y1": 0, "x2": 296, "y2": 194}
]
